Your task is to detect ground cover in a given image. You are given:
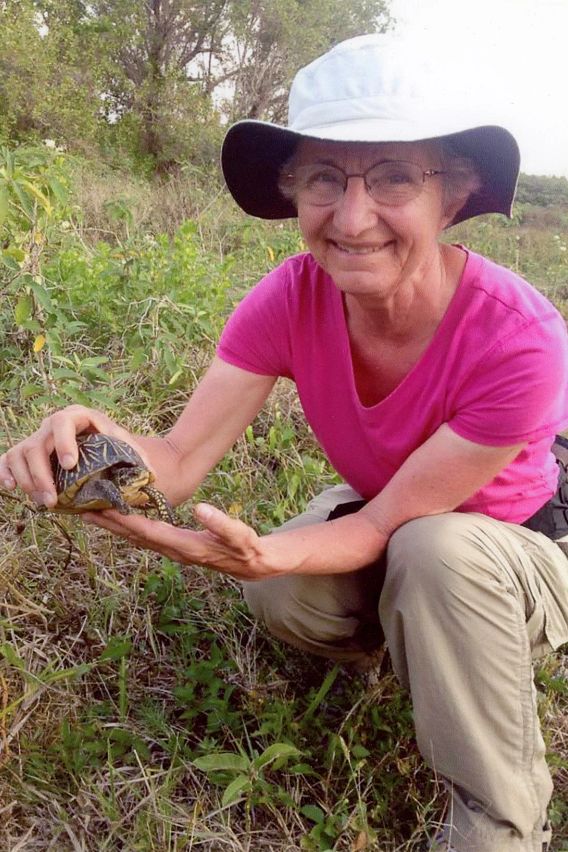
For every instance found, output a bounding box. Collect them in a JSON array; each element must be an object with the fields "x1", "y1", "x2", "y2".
[{"x1": 0, "y1": 146, "x2": 567, "y2": 850}]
